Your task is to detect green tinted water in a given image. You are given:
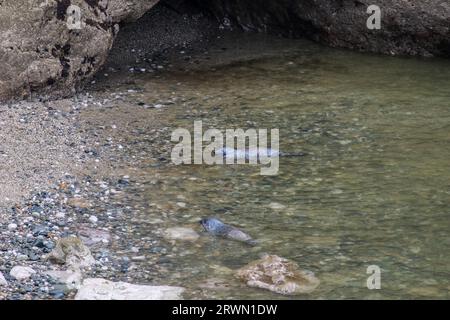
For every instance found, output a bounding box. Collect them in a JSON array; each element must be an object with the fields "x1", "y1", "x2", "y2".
[{"x1": 106, "y1": 34, "x2": 450, "y2": 299}]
